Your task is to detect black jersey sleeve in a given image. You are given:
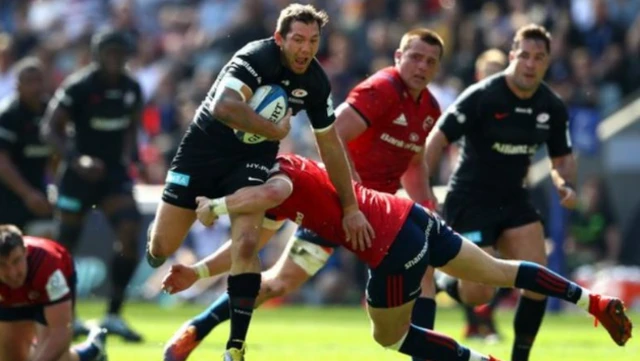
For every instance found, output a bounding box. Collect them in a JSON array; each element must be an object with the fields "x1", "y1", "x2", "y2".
[
  {"x1": 217, "y1": 42, "x2": 276, "y2": 99},
  {"x1": 546, "y1": 97, "x2": 573, "y2": 157},
  {"x1": 0, "y1": 103, "x2": 19, "y2": 151},
  {"x1": 306, "y1": 85, "x2": 336, "y2": 132},
  {"x1": 436, "y1": 85, "x2": 482, "y2": 143}
]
